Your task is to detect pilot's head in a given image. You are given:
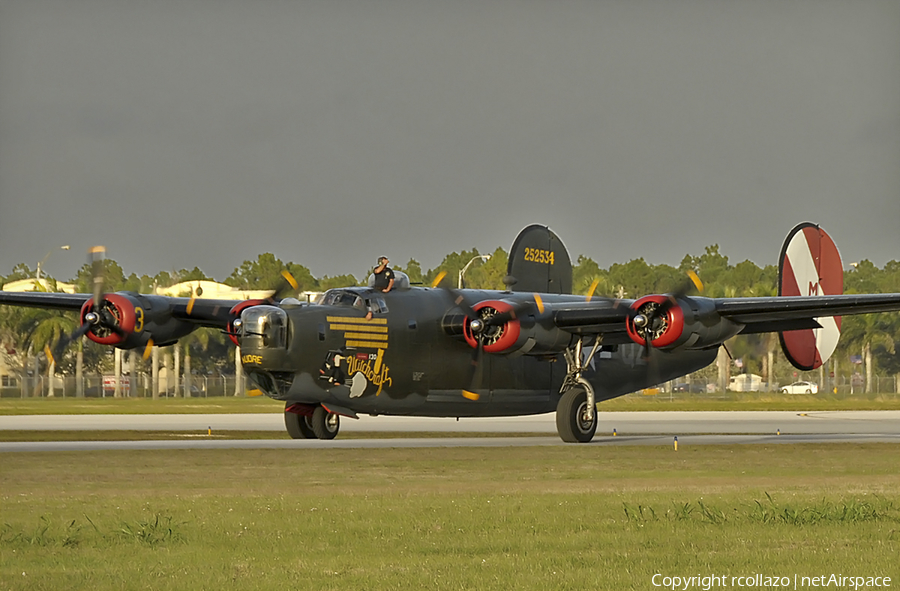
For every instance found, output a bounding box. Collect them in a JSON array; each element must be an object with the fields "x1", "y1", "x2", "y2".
[{"x1": 378, "y1": 256, "x2": 389, "y2": 265}]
